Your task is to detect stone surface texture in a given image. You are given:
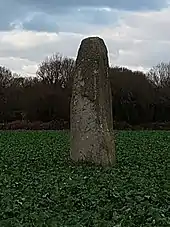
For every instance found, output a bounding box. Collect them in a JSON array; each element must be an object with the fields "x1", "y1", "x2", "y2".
[{"x1": 70, "y1": 37, "x2": 116, "y2": 166}]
